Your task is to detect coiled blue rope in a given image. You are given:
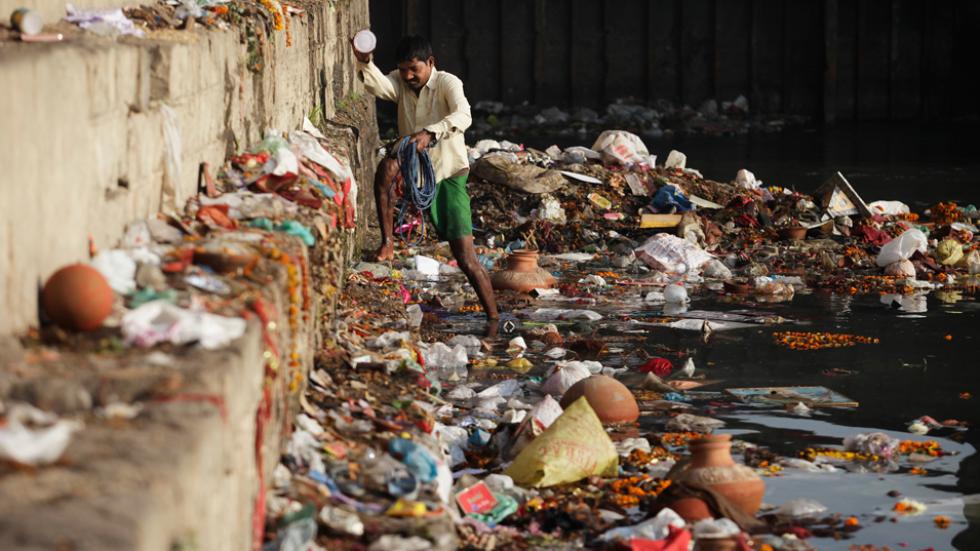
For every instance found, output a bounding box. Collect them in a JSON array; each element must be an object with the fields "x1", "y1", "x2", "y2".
[{"x1": 393, "y1": 136, "x2": 437, "y2": 242}]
